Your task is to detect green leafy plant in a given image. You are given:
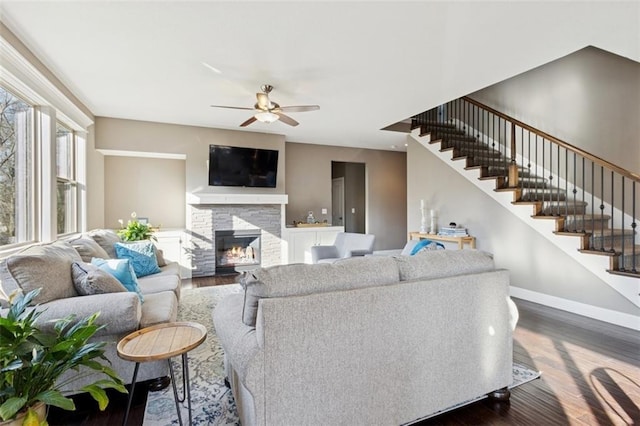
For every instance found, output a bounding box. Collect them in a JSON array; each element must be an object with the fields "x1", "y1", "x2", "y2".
[
  {"x1": 117, "y1": 212, "x2": 157, "y2": 241},
  {"x1": 0, "y1": 289, "x2": 127, "y2": 423}
]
